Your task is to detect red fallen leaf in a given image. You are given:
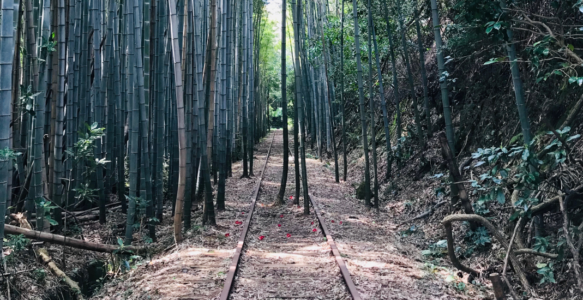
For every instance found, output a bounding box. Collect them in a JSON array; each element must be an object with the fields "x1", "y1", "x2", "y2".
[
  {"x1": 235, "y1": 221, "x2": 242, "y2": 225},
  {"x1": 280, "y1": 214, "x2": 284, "y2": 218},
  {"x1": 297, "y1": 206, "x2": 300, "y2": 208},
  {"x1": 312, "y1": 228, "x2": 317, "y2": 232},
  {"x1": 286, "y1": 233, "x2": 291, "y2": 238},
  {"x1": 242, "y1": 212, "x2": 245, "y2": 215},
  {"x1": 311, "y1": 222, "x2": 314, "y2": 225},
  {"x1": 340, "y1": 221, "x2": 343, "y2": 225},
  {"x1": 259, "y1": 236, "x2": 265, "y2": 240},
  {"x1": 277, "y1": 224, "x2": 281, "y2": 227},
  {"x1": 225, "y1": 233, "x2": 230, "y2": 237},
  {"x1": 331, "y1": 220, "x2": 335, "y2": 223},
  {"x1": 289, "y1": 196, "x2": 294, "y2": 200}
]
